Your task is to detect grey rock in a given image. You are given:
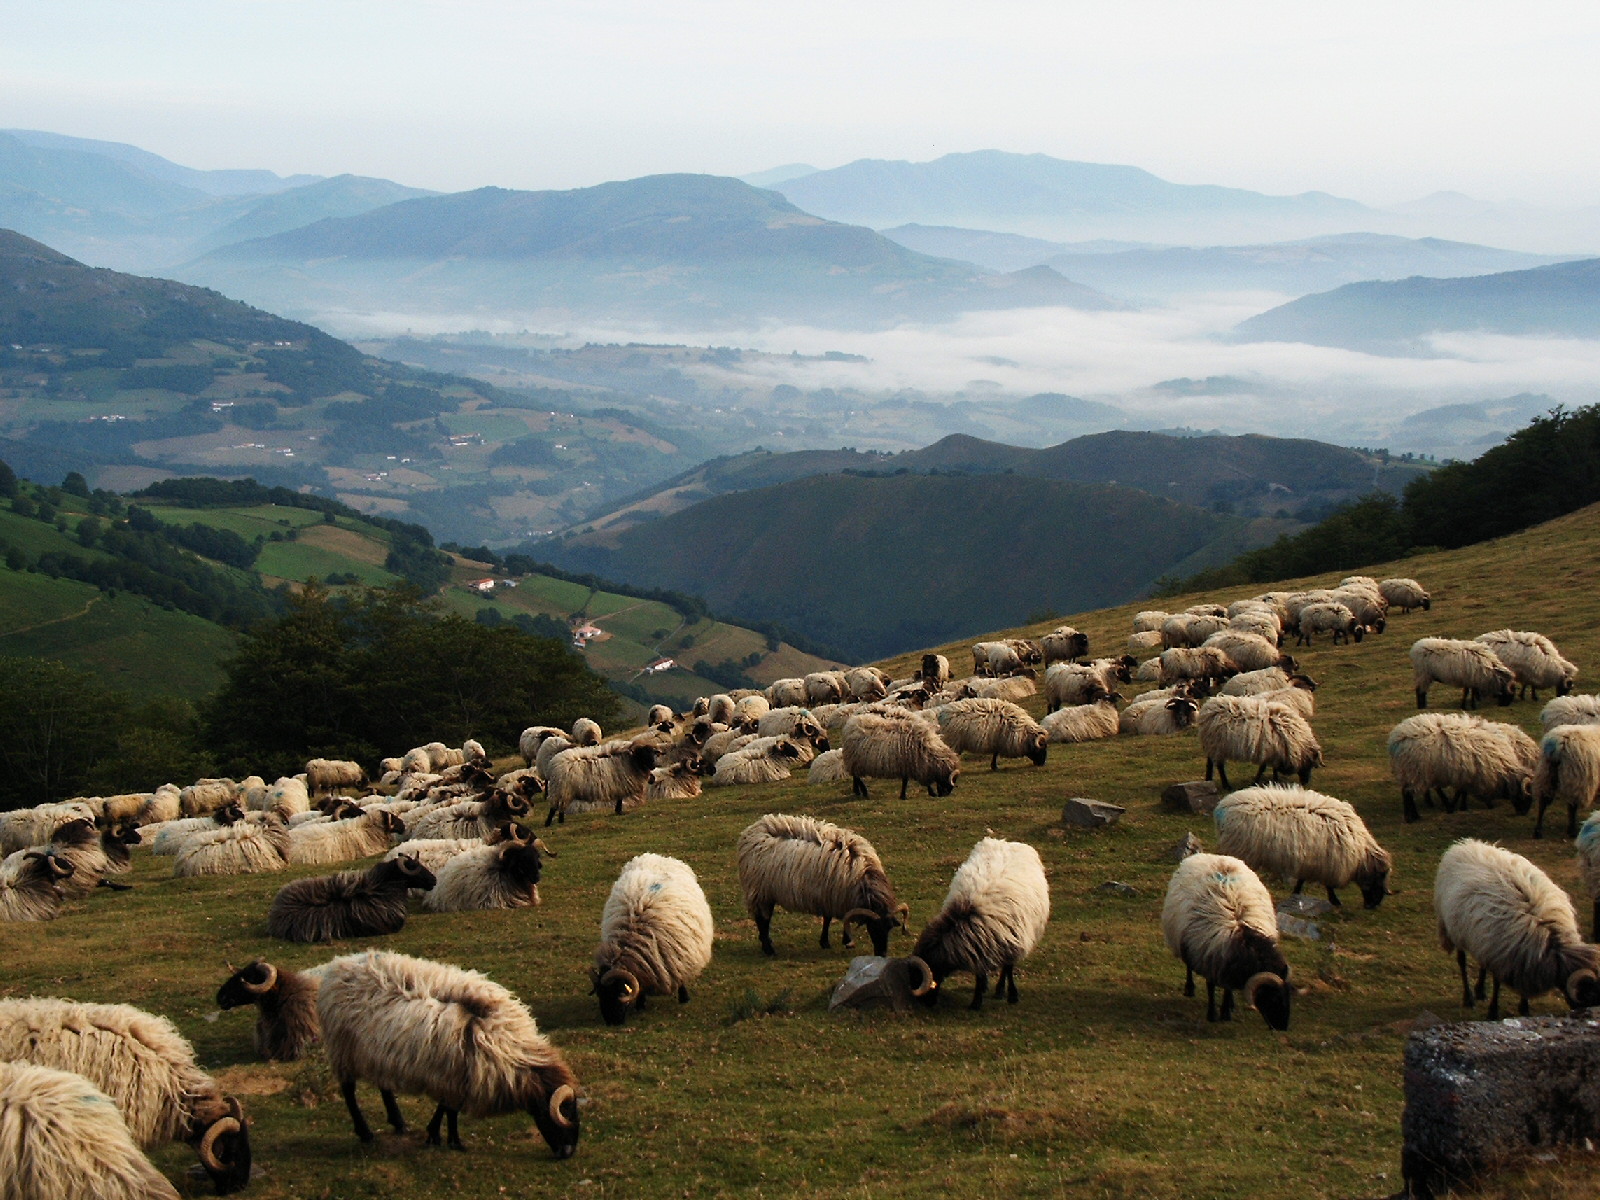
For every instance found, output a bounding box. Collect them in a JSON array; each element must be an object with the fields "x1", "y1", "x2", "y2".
[
  {"x1": 1164, "y1": 832, "x2": 1204, "y2": 862},
  {"x1": 1279, "y1": 894, "x2": 1336, "y2": 917},
  {"x1": 1403, "y1": 1013, "x2": 1600, "y2": 1198},
  {"x1": 1276, "y1": 913, "x2": 1321, "y2": 940},
  {"x1": 829, "y1": 955, "x2": 935, "y2": 1014},
  {"x1": 1162, "y1": 780, "x2": 1220, "y2": 813},
  {"x1": 1061, "y1": 797, "x2": 1126, "y2": 828},
  {"x1": 1097, "y1": 881, "x2": 1138, "y2": 897}
]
